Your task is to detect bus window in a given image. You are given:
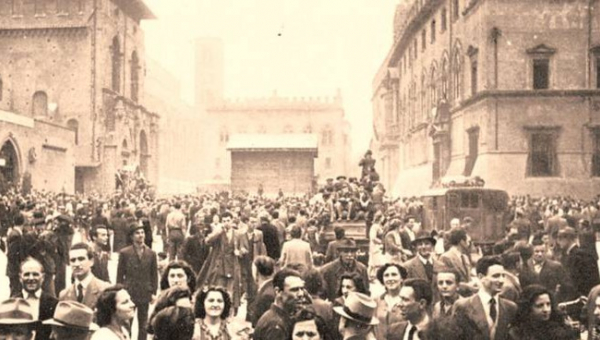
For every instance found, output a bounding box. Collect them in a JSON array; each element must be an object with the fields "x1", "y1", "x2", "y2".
[
  {"x1": 448, "y1": 193, "x2": 460, "y2": 209},
  {"x1": 461, "y1": 192, "x2": 479, "y2": 208}
]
